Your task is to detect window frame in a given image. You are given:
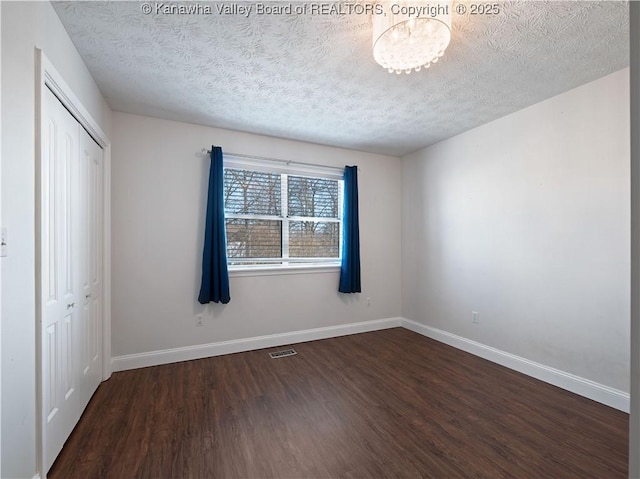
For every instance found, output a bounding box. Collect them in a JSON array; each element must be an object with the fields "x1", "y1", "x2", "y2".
[{"x1": 223, "y1": 155, "x2": 344, "y2": 275}]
